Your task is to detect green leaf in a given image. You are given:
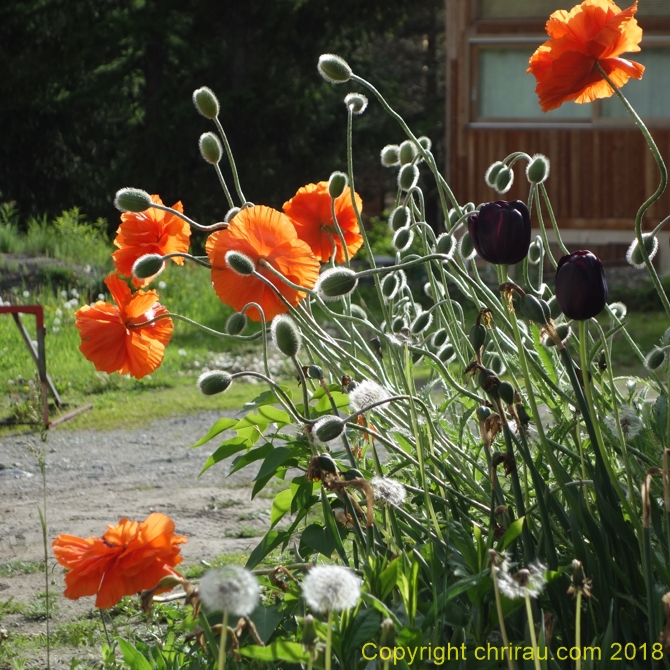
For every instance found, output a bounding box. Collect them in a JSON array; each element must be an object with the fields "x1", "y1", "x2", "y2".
[
  {"x1": 242, "y1": 388, "x2": 291, "y2": 413},
  {"x1": 117, "y1": 639, "x2": 153, "y2": 670},
  {"x1": 314, "y1": 391, "x2": 350, "y2": 412},
  {"x1": 291, "y1": 476, "x2": 315, "y2": 514},
  {"x1": 255, "y1": 447, "x2": 294, "y2": 481},
  {"x1": 256, "y1": 405, "x2": 291, "y2": 427},
  {"x1": 246, "y1": 530, "x2": 287, "y2": 569},
  {"x1": 235, "y1": 412, "x2": 271, "y2": 441},
  {"x1": 199, "y1": 436, "x2": 249, "y2": 476},
  {"x1": 379, "y1": 559, "x2": 400, "y2": 600},
  {"x1": 343, "y1": 608, "x2": 382, "y2": 660},
  {"x1": 532, "y1": 323, "x2": 557, "y2": 384},
  {"x1": 249, "y1": 603, "x2": 284, "y2": 644},
  {"x1": 190, "y1": 417, "x2": 238, "y2": 448},
  {"x1": 498, "y1": 516, "x2": 525, "y2": 551},
  {"x1": 653, "y1": 394, "x2": 667, "y2": 444},
  {"x1": 229, "y1": 443, "x2": 273, "y2": 476},
  {"x1": 270, "y1": 488, "x2": 293, "y2": 527},
  {"x1": 239, "y1": 640, "x2": 309, "y2": 663},
  {"x1": 301, "y1": 522, "x2": 335, "y2": 558}
]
